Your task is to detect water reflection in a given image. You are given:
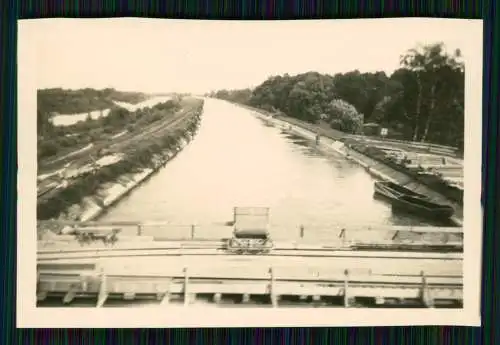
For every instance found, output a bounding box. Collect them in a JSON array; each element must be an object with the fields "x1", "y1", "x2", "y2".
[{"x1": 100, "y1": 98, "x2": 441, "y2": 237}]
